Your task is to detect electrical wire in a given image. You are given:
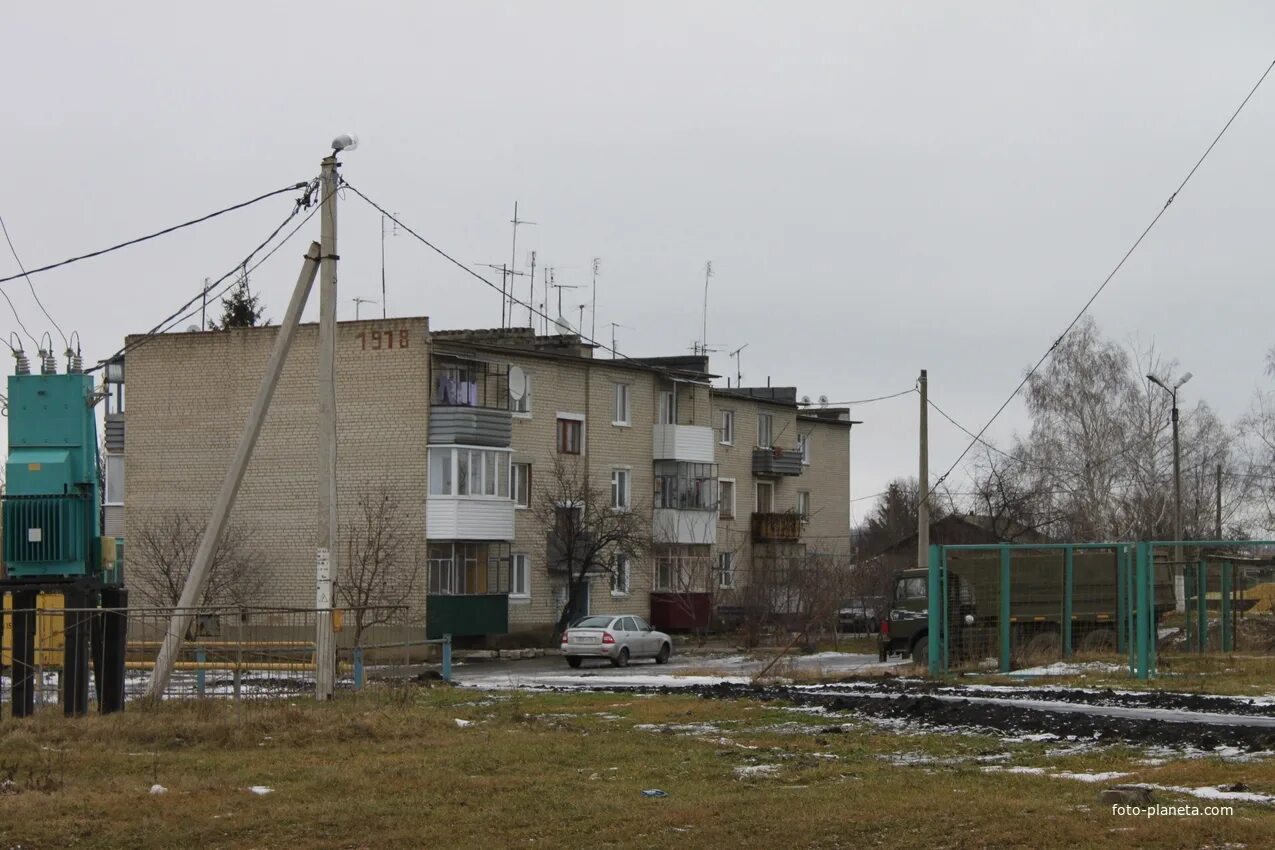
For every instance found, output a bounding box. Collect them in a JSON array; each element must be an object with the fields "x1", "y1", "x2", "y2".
[
  {"x1": 87, "y1": 180, "x2": 320, "y2": 371},
  {"x1": 799, "y1": 387, "x2": 917, "y2": 406},
  {"x1": 0, "y1": 182, "x2": 312, "y2": 288},
  {"x1": 0, "y1": 213, "x2": 68, "y2": 349},
  {"x1": 929, "y1": 56, "x2": 1275, "y2": 496}
]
